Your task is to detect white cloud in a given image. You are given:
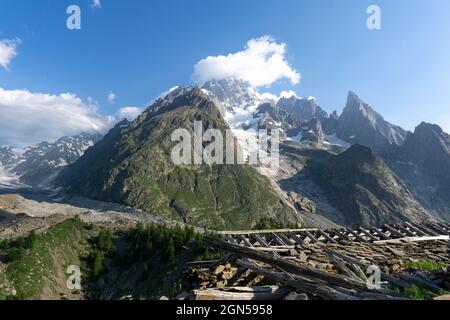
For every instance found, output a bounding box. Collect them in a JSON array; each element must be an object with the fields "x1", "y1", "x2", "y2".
[
  {"x1": 279, "y1": 90, "x2": 300, "y2": 99},
  {"x1": 107, "y1": 91, "x2": 116, "y2": 103},
  {"x1": 0, "y1": 38, "x2": 21, "y2": 70},
  {"x1": 91, "y1": 0, "x2": 102, "y2": 8},
  {"x1": 192, "y1": 36, "x2": 300, "y2": 88},
  {"x1": 118, "y1": 106, "x2": 144, "y2": 121},
  {"x1": 0, "y1": 87, "x2": 115, "y2": 147}
]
